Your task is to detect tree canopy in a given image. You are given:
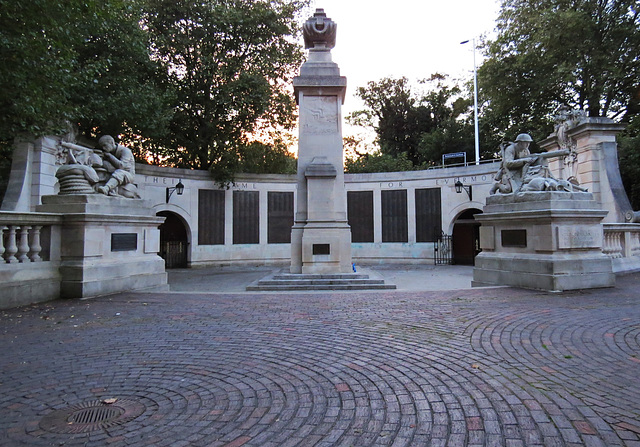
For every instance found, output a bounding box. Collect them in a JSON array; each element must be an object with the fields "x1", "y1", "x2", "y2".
[
  {"x1": 0, "y1": 0, "x2": 307, "y2": 194},
  {"x1": 141, "y1": 0, "x2": 306, "y2": 181},
  {"x1": 479, "y1": 0, "x2": 640, "y2": 141},
  {"x1": 345, "y1": 75, "x2": 474, "y2": 172}
]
